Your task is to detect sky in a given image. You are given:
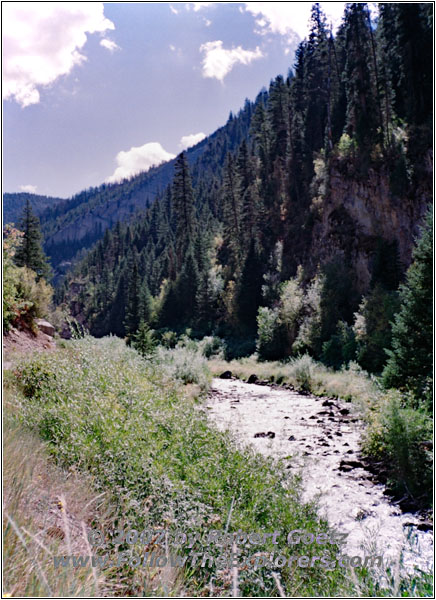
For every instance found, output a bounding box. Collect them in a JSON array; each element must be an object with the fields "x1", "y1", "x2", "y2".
[{"x1": 3, "y1": 2, "x2": 347, "y2": 198}]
